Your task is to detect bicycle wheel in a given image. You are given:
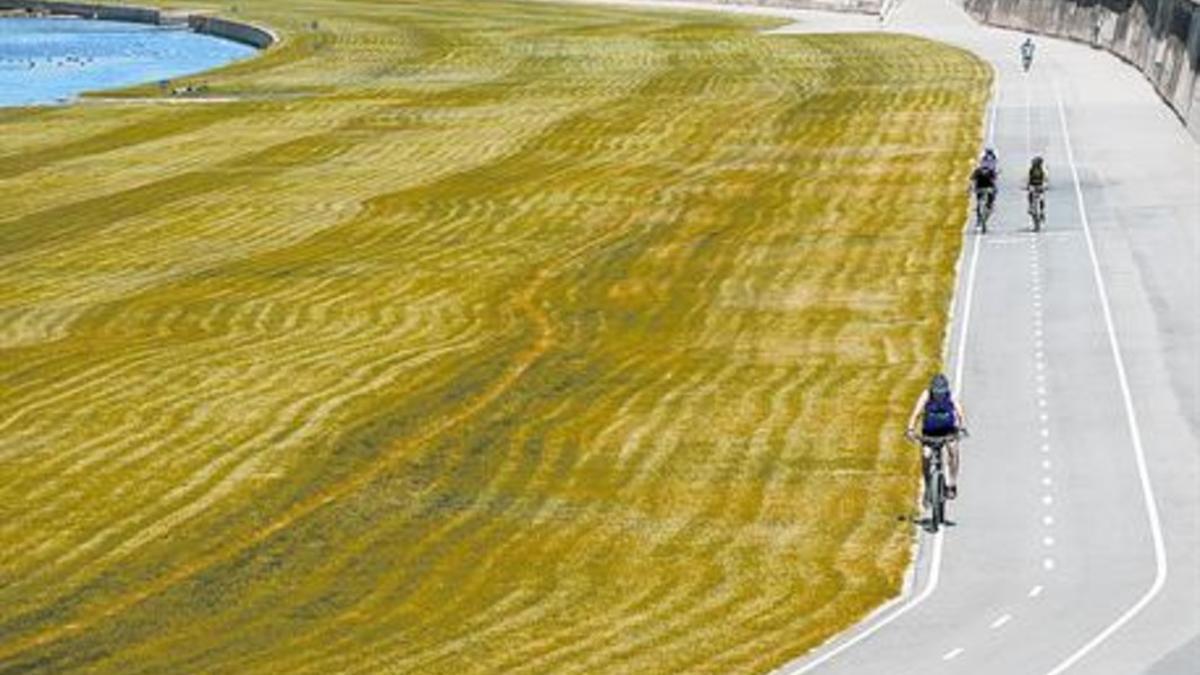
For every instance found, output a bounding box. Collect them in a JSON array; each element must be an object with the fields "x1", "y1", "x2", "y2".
[{"x1": 932, "y1": 472, "x2": 945, "y2": 530}]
